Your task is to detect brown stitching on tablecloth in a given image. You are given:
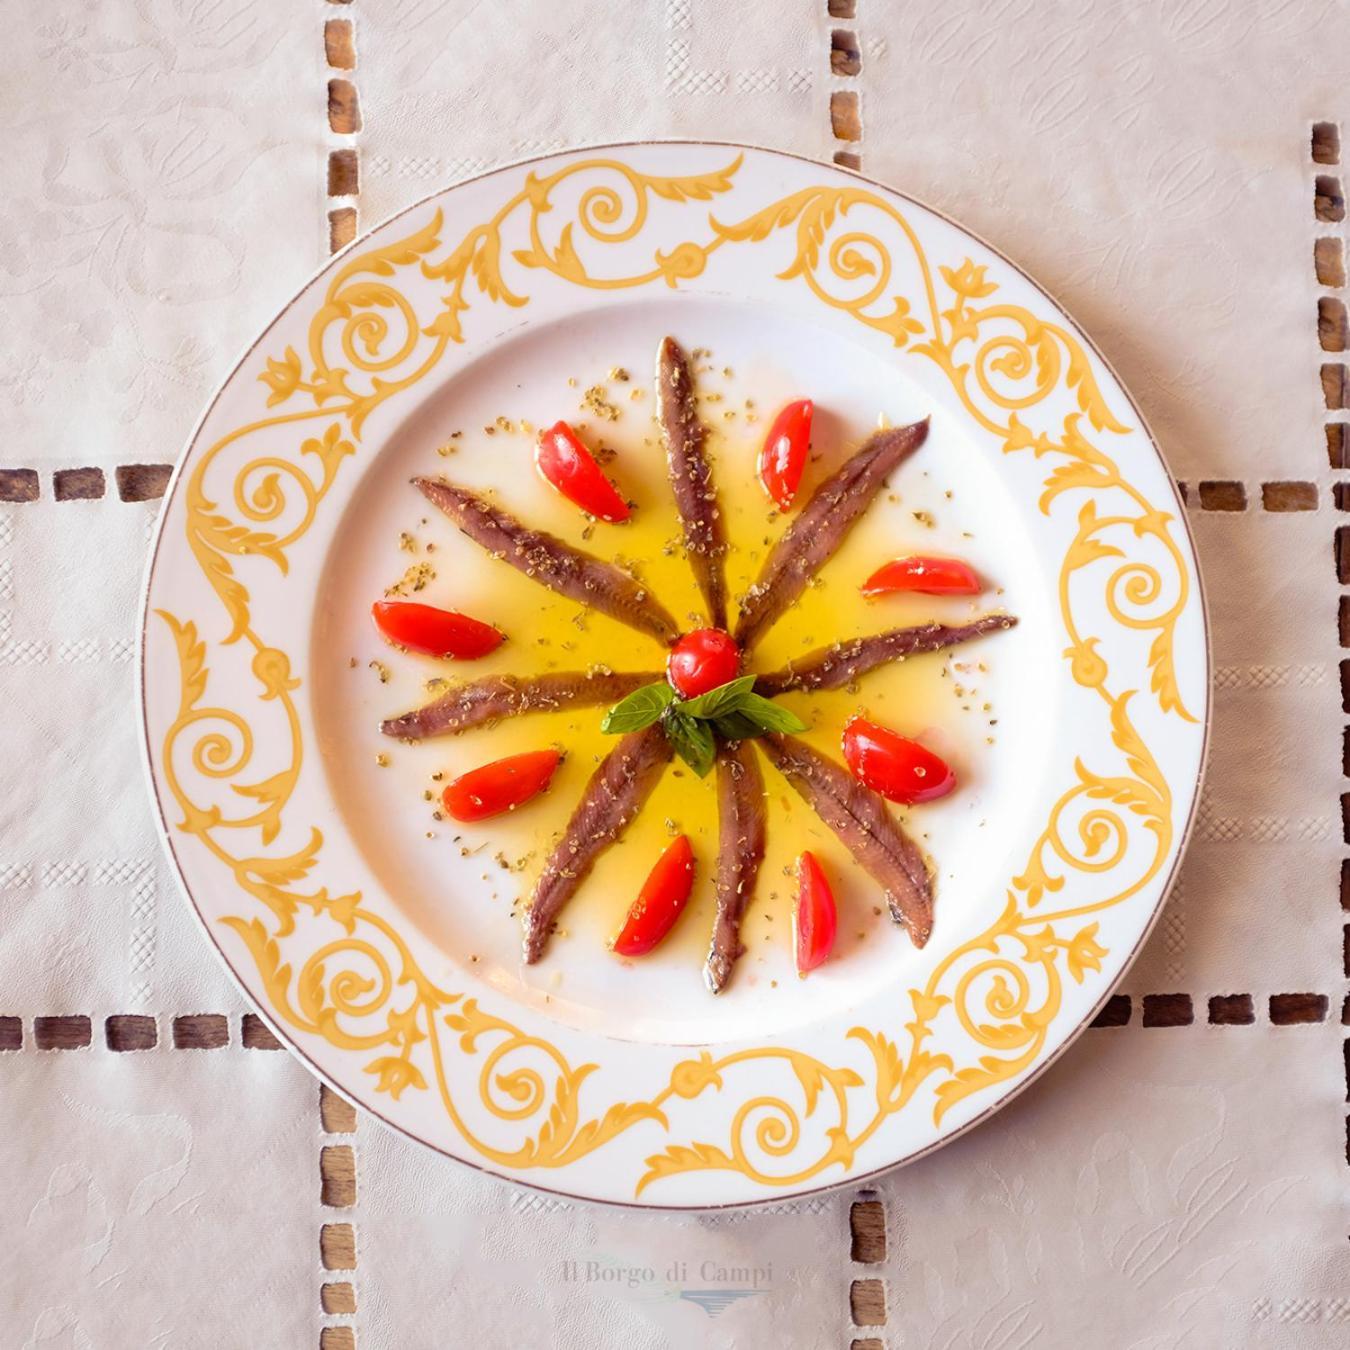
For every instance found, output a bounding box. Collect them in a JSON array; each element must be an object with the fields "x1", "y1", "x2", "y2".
[
  {"x1": 53, "y1": 468, "x2": 105, "y2": 501},
  {"x1": 320, "y1": 1081, "x2": 357, "y2": 1338},
  {"x1": 831, "y1": 30, "x2": 861, "y2": 76},
  {"x1": 115, "y1": 464, "x2": 174, "y2": 501},
  {"x1": 321, "y1": 1223, "x2": 356, "y2": 1270},
  {"x1": 320, "y1": 1082, "x2": 358, "y2": 1133},
  {"x1": 1320, "y1": 297, "x2": 1347, "y2": 352},
  {"x1": 1175, "y1": 480, "x2": 1327, "y2": 511},
  {"x1": 1317, "y1": 237, "x2": 1346, "y2": 287},
  {"x1": 328, "y1": 149, "x2": 359, "y2": 197},
  {"x1": 0, "y1": 469, "x2": 39, "y2": 502},
  {"x1": 1323, "y1": 369, "x2": 1347, "y2": 412},
  {"x1": 1270, "y1": 993, "x2": 1330, "y2": 1024},
  {"x1": 1196, "y1": 480, "x2": 1247, "y2": 511},
  {"x1": 829, "y1": 2, "x2": 862, "y2": 169},
  {"x1": 850, "y1": 1279, "x2": 886, "y2": 1327},
  {"x1": 33, "y1": 1015, "x2": 92, "y2": 1049},
  {"x1": 1315, "y1": 174, "x2": 1345, "y2": 222},
  {"x1": 326, "y1": 3, "x2": 360, "y2": 267},
  {"x1": 848, "y1": 1190, "x2": 886, "y2": 1337},
  {"x1": 322, "y1": 1285, "x2": 357, "y2": 1315},
  {"x1": 322, "y1": 1144, "x2": 357, "y2": 1207},
  {"x1": 1336, "y1": 526, "x2": 1350, "y2": 582},
  {"x1": 0, "y1": 1016, "x2": 23, "y2": 1050},
  {"x1": 172, "y1": 1013, "x2": 229, "y2": 1049},
  {"x1": 1209, "y1": 994, "x2": 1255, "y2": 1025},
  {"x1": 850, "y1": 1196, "x2": 886, "y2": 1262},
  {"x1": 1314, "y1": 122, "x2": 1341, "y2": 165},
  {"x1": 831, "y1": 93, "x2": 861, "y2": 143},
  {"x1": 106, "y1": 1014, "x2": 157, "y2": 1050},
  {"x1": 1262, "y1": 481, "x2": 1318, "y2": 510},
  {"x1": 241, "y1": 1012, "x2": 283, "y2": 1049},
  {"x1": 1090, "y1": 993, "x2": 1132, "y2": 1026},
  {"x1": 329, "y1": 80, "x2": 362, "y2": 135},
  {"x1": 320, "y1": 1331, "x2": 356, "y2": 1350},
  {"x1": 325, "y1": 20, "x2": 356, "y2": 70},
  {"x1": 330, "y1": 208, "x2": 358, "y2": 253},
  {"x1": 1141, "y1": 993, "x2": 1193, "y2": 1026}
]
